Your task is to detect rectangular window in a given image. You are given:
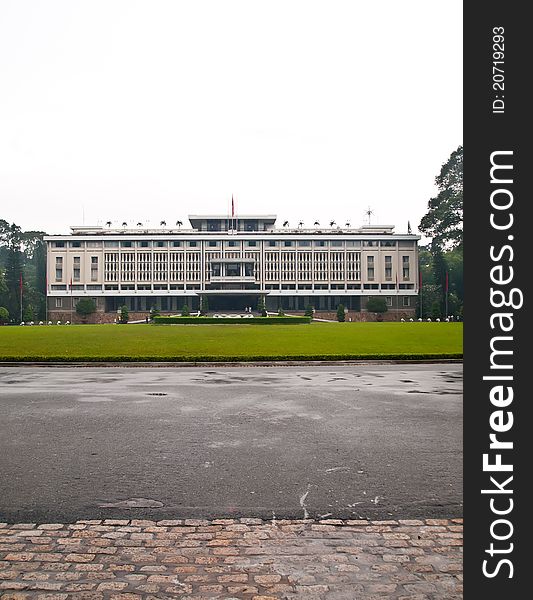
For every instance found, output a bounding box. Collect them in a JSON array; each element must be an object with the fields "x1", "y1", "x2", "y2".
[
  {"x1": 121, "y1": 241, "x2": 133, "y2": 248},
  {"x1": 314, "y1": 240, "x2": 328, "y2": 247},
  {"x1": 268, "y1": 240, "x2": 278, "y2": 247},
  {"x1": 385, "y1": 255, "x2": 392, "y2": 280},
  {"x1": 55, "y1": 256, "x2": 63, "y2": 281},
  {"x1": 104, "y1": 241, "x2": 119, "y2": 248},
  {"x1": 297, "y1": 240, "x2": 311, "y2": 247},
  {"x1": 70, "y1": 241, "x2": 82, "y2": 248},
  {"x1": 246, "y1": 241, "x2": 257, "y2": 247},
  {"x1": 367, "y1": 256, "x2": 374, "y2": 280},
  {"x1": 386, "y1": 296, "x2": 393, "y2": 307},
  {"x1": 91, "y1": 256, "x2": 98, "y2": 281},
  {"x1": 187, "y1": 241, "x2": 198, "y2": 248},
  {"x1": 403, "y1": 296, "x2": 411, "y2": 307},
  {"x1": 171, "y1": 241, "x2": 182, "y2": 247},
  {"x1": 208, "y1": 241, "x2": 219, "y2": 247},
  {"x1": 52, "y1": 241, "x2": 65, "y2": 248},
  {"x1": 363, "y1": 240, "x2": 377, "y2": 247},
  {"x1": 73, "y1": 256, "x2": 81, "y2": 281},
  {"x1": 284, "y1": 240, "x2": 294, "y2": 247},
  {"x1": 402, "y1": 256, "x2": 410, "y2": 280},
  {"x1": 154, "y1": 241, "x2": 167, "y2": 248},
  {"x1": 137, "y1": 241, "x2": 151, "y2": 248},
  {"x1": 55, "y1": 298, "x2": 63, "y2": 308}
]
